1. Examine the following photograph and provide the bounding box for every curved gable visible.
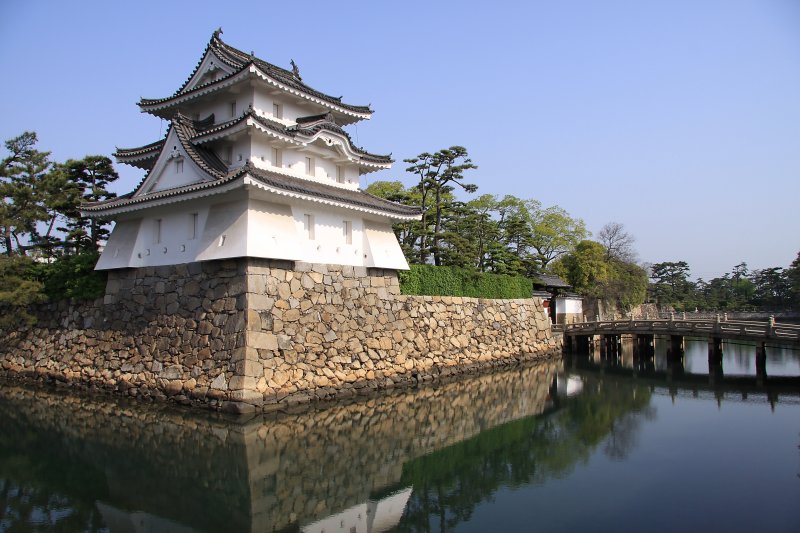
[135,129,214,196]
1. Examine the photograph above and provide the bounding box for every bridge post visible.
[633,334,654,360]
[708,338,724,385]
[708,337,723,360]
[600,334,620,359]
[756,342,768,386]
[666,335,684,380]
[574,335,592,354]
[668,335,684,356]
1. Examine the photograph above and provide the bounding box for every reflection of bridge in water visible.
[565,344,800,411]
[563,317,800,387]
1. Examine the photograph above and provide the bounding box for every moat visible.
[1,338,799,532]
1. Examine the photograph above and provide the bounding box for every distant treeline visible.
[648,259,800,312]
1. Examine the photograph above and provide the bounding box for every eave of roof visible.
[114,139,165,170]
[118,114,228,198]
[534,274,572,289]
[140,30,372,120]
[190,109,392,167]
[81,162,421,221]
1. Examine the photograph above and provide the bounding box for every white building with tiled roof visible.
[83,29,420,271]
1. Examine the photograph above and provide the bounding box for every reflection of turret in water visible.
[301,487,413,533]
[0,359,558,532]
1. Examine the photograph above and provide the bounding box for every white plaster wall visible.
[96,202,213,269]
[95,219,140,270]
[145,131,209,193]
[292,206,365,266]
[249,140,359,189]
[185,52,234,92]
[253,86,328,125]
[96,190,410,270]
[179,87,254,127]
[561,298,583,314]
[245,198,303,261]
[195,199,248,262]
[229,136,251,169]
[363,220,410,270]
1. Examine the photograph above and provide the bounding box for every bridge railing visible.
[562,317,800,343]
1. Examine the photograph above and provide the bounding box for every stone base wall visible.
[0,259,561,411]
[0,260,247,408]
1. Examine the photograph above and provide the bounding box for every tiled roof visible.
[170,113,228,178]
[114,113,218,171]
[243,165,419,217]
[533,274,571,289]
[290,113,392,164]
[114,139,165,170]
[189,109,392,165]
[115,114,228,198]
[82,161,421,219]
[140,30,372,116]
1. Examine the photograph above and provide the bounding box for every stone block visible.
[221,401,257,414]
[210,373,228,390]
[231,346,259,362]
[248,331,278,350]
[235,359,264,378]
[228,375,256,390]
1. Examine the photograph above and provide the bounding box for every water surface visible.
[1,342,798,532]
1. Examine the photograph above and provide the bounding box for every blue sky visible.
[1,0,798,279]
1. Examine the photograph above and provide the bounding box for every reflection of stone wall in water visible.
[0,259,560,411]
[0,360,557,532]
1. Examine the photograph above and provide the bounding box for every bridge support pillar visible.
[600,334,621,359]
[756,342,768,386]
[668,335,684,357]
[573,335,592,355]
[708,337,723,361]
[708,337,724,385]
[633,334,654,359]
[563,335,573,353]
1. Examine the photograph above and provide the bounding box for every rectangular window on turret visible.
[343,220,352,245]
[304,214,315,240]
[272,147,282,167]
[189,213,198,240]
[273,103,282,119]
[225,146,233,165]
[305,157,315,177]
[175,159,184,173]
[336,165,344,184]
[154,219,162,244]
[230,101,236,118]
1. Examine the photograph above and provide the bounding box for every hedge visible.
[398,264,533,299]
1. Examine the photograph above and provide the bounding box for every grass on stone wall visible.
[398,264,532,299]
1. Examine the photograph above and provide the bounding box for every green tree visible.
[552,240,610,297]
[604,260,649,311]
[0,132,52,255]
[59,156,119,252]
[528,205,588,271]
[0,255,46,328]
[648,261,695,309]
[404,146,477,265]
[788,252,800,309]
[751,267,791,310]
